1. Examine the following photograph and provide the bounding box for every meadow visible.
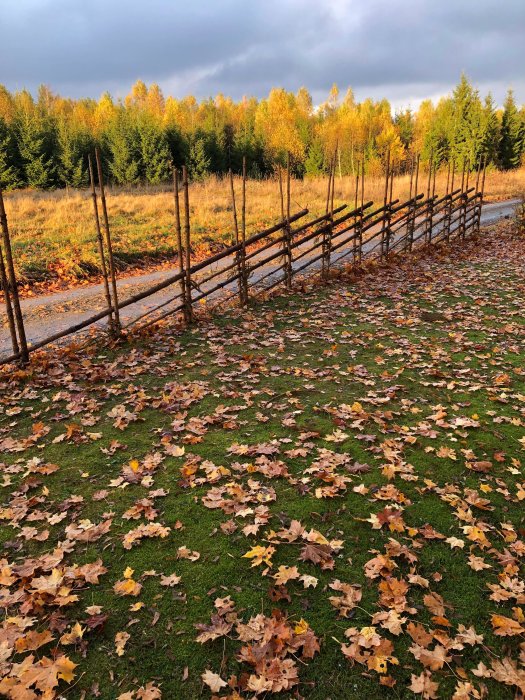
[0,222,524,698]
[3,167,525,292]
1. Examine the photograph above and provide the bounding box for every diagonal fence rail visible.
[0,154,488,367]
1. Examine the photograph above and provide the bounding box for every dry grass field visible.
[3,167,525,290]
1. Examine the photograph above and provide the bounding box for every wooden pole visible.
[409,155,420,251]
[405,156,416,253]
[0,240,19,355]
[427,158,437,244]
[327,150,335,273]
[381,151,390,259]
[458,158,466,240]
[285,154,292,288]
[353,161,360,264]
[241,156,248,304]
[228,168,244,305]
[182,165,193,322]
[358,158,365,263]
[425,150,433,245]
[0,188,28,363]
[446,160,456,242]
[476,156,487,235]
[88,154,114,330]
[173,168,189,322]
[278,166,285,222]
[95,147,120,333]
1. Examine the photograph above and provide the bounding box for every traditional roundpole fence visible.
[0,153,493,368]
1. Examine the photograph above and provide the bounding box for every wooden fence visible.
[0,153,487,367]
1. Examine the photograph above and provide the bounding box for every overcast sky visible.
[1,0,524,111]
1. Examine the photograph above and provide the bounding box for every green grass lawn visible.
[0,225,524,699]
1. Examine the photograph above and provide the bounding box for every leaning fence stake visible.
[0,188,28,364]
[358,159,365,263]
[89,154,114,331]
[95,147,121,334]
[0,240,19,356]
[182,165,193,323]
[446,160,456,242]
[476,156,487,234]
[353,161,360,264]
[173,168,189,322]
[380,151,391,259]
[228,168,244,305]
[285,154,293,288]
[385,165,394,257]
[241,156,248,304]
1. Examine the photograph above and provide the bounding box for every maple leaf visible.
[15,630,55,652]
[201,669,227,693]
[60,622,84,645]
[242,545,275,567]
[409,671,439,699]
[491,614,525,636]
[114,577,142,596]
[115,631,131,656]
[135,682,162,699]
[273,565,300,585]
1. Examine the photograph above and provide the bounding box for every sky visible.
[1,0,524,111]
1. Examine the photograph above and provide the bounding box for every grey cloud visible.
[0,0,523,107]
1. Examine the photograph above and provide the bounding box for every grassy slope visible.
[0,224,524,698]
[3,167,525,290]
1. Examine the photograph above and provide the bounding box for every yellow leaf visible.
[294,618,309,635]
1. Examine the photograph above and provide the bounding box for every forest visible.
[0,74,524,190]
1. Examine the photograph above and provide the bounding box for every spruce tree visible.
[499,90,524,170]
[0,117,23,189]
[137,116,170,184]
[15,102,57,189]
[57,124,92,188]
[479,94,499,165]
[188,134,211,181]
[106,113,140,185]
[304,139,325,176]
[449,75,484,169]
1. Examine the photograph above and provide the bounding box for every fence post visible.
[409,156,420,251]
[89,155,114,331]
[0,188,28,364]
[0,240,19,356]
[405,156,415,253]
[380,151,390,259]
[385,167,394,258]
[173,168,189,323]
[429,162,437,243]
[228,168,245,306]
[476,157,487,235]
[353,161,360,265]
[424,152,434,245]
[241,156,248,304]
[95,148,121,334]
[358,159,365,263]
[446,161,455,242]
[182,165,193,323]
[458,159,466,240]
[285,154,293,288]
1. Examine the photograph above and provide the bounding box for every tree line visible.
[0,75,524,190]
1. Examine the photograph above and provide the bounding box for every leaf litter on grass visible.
[0,223,524,698]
